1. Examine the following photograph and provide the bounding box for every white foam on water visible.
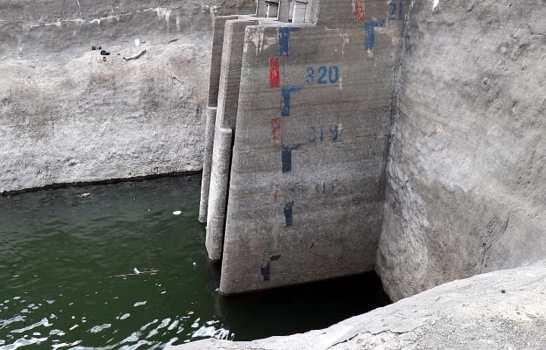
[89,323,111,334]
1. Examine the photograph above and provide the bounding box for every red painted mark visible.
[272,117,282,145]
[353,0,366,23]
[269,57,280,88]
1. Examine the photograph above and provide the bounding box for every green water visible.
[0,175,389,349]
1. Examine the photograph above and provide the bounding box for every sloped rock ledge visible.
[174,261,546,350]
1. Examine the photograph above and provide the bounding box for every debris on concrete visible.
[123,49,147,61]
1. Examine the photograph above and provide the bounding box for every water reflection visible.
[0,176,388,349]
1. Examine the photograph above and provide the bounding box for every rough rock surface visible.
[377,0,546,300]
[173,261,546,349]
[0,0,254,193]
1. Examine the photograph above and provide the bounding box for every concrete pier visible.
[199,107,218,223]
[205,18,259,260]
[200,0,406,293]
[199,15,240,223]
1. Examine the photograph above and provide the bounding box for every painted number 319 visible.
[305,65,340,85]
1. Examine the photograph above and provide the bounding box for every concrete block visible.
[218,1,404,293]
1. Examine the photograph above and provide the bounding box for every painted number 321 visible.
[305,65,341,85]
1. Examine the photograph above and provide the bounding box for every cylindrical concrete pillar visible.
[198,106,218,223]
[205,127,233,261]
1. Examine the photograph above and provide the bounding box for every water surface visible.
[0,176,389,349]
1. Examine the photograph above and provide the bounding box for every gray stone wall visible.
[377,0,546,301]
[0,0,254,193]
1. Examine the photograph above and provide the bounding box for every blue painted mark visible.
[281,85,303,117]
[281,147,292,173]
[305,67,315,84]
[279,27,298,56]
[315,182,335,194]
[318,66,329,84]
[363,20,385,50]
[284,201,294,226]
[261,262,271,281]
[307,125,343,144]
[388,1,396,19]
[281,144,300,173]
[305,65,341,85]
[330,125,342,142]
[389,0,405,20]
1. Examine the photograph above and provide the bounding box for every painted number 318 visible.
[305,65,341,85]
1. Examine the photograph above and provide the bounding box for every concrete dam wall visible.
[199,0,545,296]
[182,0,546,346]
[377,0,546,301]
[2,0,544,306]
[0,0,254,193]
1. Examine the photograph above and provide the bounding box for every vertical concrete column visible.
[205,127,233,260]
[206,19,258,261]
[199,106,218,223]
[199,15,239,223]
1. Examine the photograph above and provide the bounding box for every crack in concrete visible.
[327,325,422,349]
[480,213,511,272]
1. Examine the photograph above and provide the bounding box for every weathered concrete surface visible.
[199,15,240,223]
[0,0,254,193]
[218,0,406,294]
[206,126,234,260]
[173,261,546,349]
[199,106,218,223]
[377,0,546,301]
[206,18,258,261]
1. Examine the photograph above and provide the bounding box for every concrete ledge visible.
[172,260,546,349]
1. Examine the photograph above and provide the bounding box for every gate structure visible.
[199,0,406,294]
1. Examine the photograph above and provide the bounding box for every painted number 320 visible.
[305,65,341,85]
